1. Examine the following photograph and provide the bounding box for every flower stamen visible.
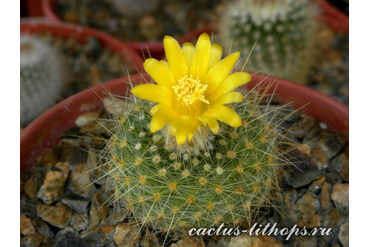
[173,76,209,106]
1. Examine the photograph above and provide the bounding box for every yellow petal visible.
[175,117,199,145]
[169,119,181,136]
[208,72,251,101]
[151,107,181,133]
[211,91,244,105]
[144,58,175,87]
[207,43,223,72]
[203,105,241,127]
[190,33,211,80]
[131,84,172,105]
[150,104,165,115]
[182,42,195,69]
[164,36,188,78]
[197,116,219,134]
[204,52,240,95]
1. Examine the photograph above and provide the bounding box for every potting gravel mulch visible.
[55,0,226,42]
[20,95,349,247]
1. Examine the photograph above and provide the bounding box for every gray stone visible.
[56,226,78,238]
[318,131,346,159]
[68,163,96,198]
[292,235,317,247]
[100,225,116,245]
[220,234,283,247]
[113,222,141,247]
[141,230,159,247]
[37,204,73,229]
[85,193,109,233]
[310,147,329,170]
[59,146,88,170]
[321,182,333,209]
[292,115,317,139]
[328,151,349,182]
[297,192,320,211]
[308,176,325,194]
[320,208,341,229]
[338,222,349,247]
[24,172,44,202]
[32,216,54,240]
[61,193,90,214]
[290,203,321,228]
[287,169,326,188]
[107,209,126,225]
[20,233,44,247]
[31,148,58,172]
[54,231,86,247]
[70,213,89,232]
[81,229,106,247]
[37,162,70,204]
[20,214,36,235]
[331,183,349,217]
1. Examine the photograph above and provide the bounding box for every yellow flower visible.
[131,33,251,145]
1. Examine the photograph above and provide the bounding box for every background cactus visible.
[217,0,319,84]
[20,35,66,126]
[98,87,293,234]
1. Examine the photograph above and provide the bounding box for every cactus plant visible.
[97,33,294,236]
[20,35,66,126]
[218,0,319,84]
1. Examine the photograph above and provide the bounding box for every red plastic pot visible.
[316,0,349,33]
[21,20,144,71]
[21,0,44,17]
[20,72,349,171]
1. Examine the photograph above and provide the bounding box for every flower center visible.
[172,76,209,116]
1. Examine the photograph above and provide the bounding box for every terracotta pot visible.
[20,72,349,170]
[21,20,144,70]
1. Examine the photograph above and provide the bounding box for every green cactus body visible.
[218,0,319,84]
[100,88,288,233]
[20,35,65,126]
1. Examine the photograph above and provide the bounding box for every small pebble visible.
[331,183,349,217]
[113,223,141,247]
[20,214,36,235]
[338,222,349,247]
[37,204,73,229]
[20,233,44,247]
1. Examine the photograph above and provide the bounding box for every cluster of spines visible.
[20,35,65,126]
[98,88,291,234]
[218,0,319,84]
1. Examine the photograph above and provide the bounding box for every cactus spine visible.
[20,35,65,126]
[218,0,319,84]
[99,87,291,233]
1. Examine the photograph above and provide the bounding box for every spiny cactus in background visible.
[20,35,66,126]
[218,0,319,84]
[96,33,296,237]
[109,0,161,18]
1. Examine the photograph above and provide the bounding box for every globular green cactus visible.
[109,0,161,18]
[20,35,66,126]
[99,90,290,233]
[218,0,319,84]
[95,33,297,240]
